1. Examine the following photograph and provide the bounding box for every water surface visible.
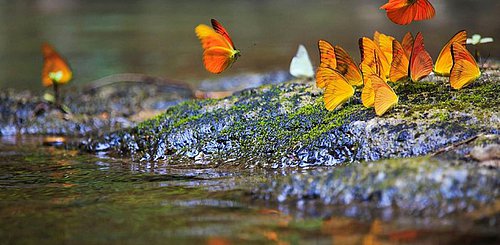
[0,137,498,244]
[0,0,498,90]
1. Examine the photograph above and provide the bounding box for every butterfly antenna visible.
[480,52,491,69]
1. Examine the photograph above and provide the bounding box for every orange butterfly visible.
[389,39,410,82]
[195,19,240,74]
[374,31,396,66]
[360,63,380,108]
[380,0,435,25]
[433,30,467,76]
[41,43,72,87]
[316,68,355,111]
[450,43,481,90]
[401,32,414,57]
[359,37,390,80]
[389,32,433,82]
[372,75,398,116]
[317,40,362,88]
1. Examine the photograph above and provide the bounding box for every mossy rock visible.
[84,70,500,168]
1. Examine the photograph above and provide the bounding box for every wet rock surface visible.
[84,70,499,167]
[0,79,195,136]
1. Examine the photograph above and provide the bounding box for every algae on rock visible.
[84,70,500,168]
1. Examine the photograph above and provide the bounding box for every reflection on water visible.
[0,137,498,244]
[0,0,498,90]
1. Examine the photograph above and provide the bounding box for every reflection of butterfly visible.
[290,44,314,78]
[466,34,494,45]
[372,75,398,116]
[450,43,481,90]
[317,40,362,88]
[380,0,435,25]
[41,43,72,87]
[389,32,433,82]
[195,19,240,74]
[359,37,390,80]
[434,30,467,76]
[316,68,355,111]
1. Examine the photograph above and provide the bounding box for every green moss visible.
[172,114,203,128]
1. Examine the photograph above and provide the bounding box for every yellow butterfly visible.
[316,67,355,111]
[372,75,398,116]
[450,43,481,90]
[434,30,467,76]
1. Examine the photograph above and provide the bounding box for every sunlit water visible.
[0,137,498,244]
[0,0,498,90]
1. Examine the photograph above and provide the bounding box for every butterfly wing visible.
[360,63,377,108]
[413,0,435,21]
[318,68,355,111]
[195,23,238,74]
[433,30,467,76]
[380,0,417,25]
[41,43,72,87]
[211,19,236,49]
[372,75,398,116]
[380,0,435,25]
[290,44,314,78]
[334,45,363,86]
[374,31,396,65]
[318,40,336,69]
[450,43,481,90]
[401,32,414,57]
[409,32,433,82]
[359,37,390,80]
[389,39,410,82]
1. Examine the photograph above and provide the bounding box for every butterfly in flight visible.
[389,32,433,82]
[290,44,314,78]
[450,43,481,90]
[195,19,240,74]
[42,43,72,87]
[380,0,435,25]
[433,30,467,76]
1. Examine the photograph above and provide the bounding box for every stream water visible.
[0,137,498,244]
[0,0,498,90]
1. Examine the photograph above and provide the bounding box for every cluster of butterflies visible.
[312,30,482,116]
[195,18,483,117]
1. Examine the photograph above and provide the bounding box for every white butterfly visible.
[289,44,314,78]
[466,34,494,45]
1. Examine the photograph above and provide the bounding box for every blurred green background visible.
[0,0,498,90]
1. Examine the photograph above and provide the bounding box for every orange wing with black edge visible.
[211,19,236,49]
[401,32,414,57]
[359,37,390,80]
[450,43,481,90]
[41,43,72,87]
[409,32,433,82]
[317,68,355,111]
[318,39,336,70]
[195,19,240,74]
[380,0,435,25]
[434,30,467,76]
[372,75,398,116]
[389,39,410,82]
[334,45,363,86]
